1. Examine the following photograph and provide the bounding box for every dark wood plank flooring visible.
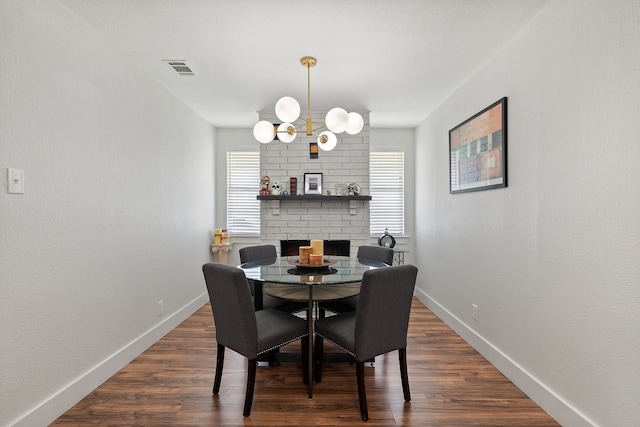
[52,298,558,425]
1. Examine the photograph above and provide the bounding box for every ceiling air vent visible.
[163,60,195,76]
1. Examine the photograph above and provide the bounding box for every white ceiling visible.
[57,0,551,128]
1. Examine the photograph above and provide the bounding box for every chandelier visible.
[253,56,364,151]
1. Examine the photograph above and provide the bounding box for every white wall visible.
[414,1,640,425]
[0,1,215,425]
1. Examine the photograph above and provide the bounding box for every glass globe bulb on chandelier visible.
[253,56,364,151]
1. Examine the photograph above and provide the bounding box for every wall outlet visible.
[472,304,479,321]
[158,300,164,316]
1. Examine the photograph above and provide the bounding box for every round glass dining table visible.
[238,255,388,398]
[239,255,387,284]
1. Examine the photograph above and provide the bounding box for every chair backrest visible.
[239,244,277,263]
[202,263,259,358]
[356,245,394,266]
[354,264,418,361]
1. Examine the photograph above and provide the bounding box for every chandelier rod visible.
[307,58,311,120]
[301,56,318,135]
[302,67,328,136]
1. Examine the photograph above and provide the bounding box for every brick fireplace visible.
[258,110,371,256]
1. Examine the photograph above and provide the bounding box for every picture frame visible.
[449,97,507,194]
[304,173,323,195]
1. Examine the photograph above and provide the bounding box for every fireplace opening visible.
[280,240,350,256]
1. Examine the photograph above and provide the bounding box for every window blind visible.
[227,152,260,235]
[370,152,404,236]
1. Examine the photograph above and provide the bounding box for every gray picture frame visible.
[304,173,323,195]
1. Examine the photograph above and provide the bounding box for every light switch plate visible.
[7,168,25,194]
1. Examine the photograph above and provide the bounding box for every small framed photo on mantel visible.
[304,173,323,195]
[449,97,507,194]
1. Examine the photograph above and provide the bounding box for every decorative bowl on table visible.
[288,258,336,268]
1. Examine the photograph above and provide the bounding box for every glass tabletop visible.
[239,256,387,285]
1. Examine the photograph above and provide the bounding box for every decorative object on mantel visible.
[252,56,364,151]
[290,177,297,195]
[347,183,360,196]
[334,184,347,196]
[270,181,282,195]
[378,227,396,248]
[304,173,323,195]
[260,175,271,195]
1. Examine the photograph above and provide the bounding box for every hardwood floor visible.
[52,298,558,426]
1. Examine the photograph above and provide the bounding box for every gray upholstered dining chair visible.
[202,263,309,417]
[239,244,309,314]
[355,245,395,265]
[318,245,394,316]
[238,244,277,265]
[314,264,418,421]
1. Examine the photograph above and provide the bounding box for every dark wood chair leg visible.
[301,335,309,385]
[399,347,411,402]
[356,361,368,421]
[267,349,276,367]
[314,334,324,383]
[243,358,258,417]
[213,343,225,394]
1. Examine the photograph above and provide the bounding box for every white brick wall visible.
[258,110,370,255]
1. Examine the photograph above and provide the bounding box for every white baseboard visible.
[414,288,596,427]
[10,293,209,427]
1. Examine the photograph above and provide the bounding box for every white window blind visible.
[370,152,404,236]
[227,152,260,235]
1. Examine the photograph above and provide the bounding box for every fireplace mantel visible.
[258,194,370,216]
[257,195,371,201]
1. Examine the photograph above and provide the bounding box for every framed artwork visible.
[304,173,323,195]
[449,97,507,194]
